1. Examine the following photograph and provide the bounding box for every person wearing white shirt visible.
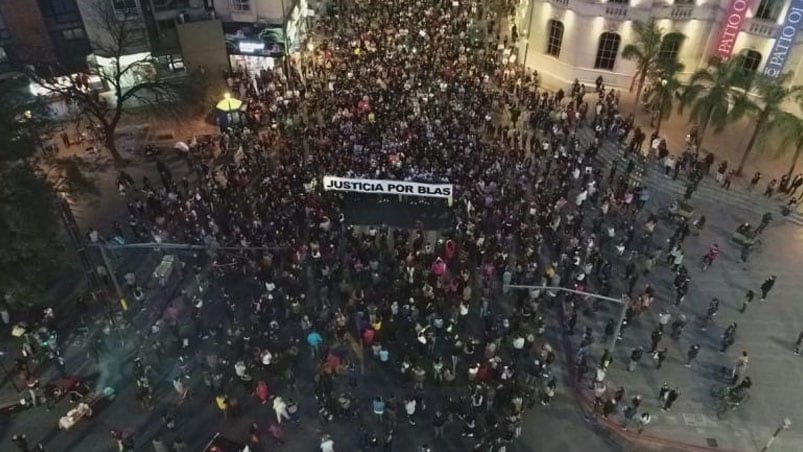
[320,434,335,452]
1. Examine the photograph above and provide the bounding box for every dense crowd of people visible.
[7,0,794,451]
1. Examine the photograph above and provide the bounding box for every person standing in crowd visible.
[637,412,652,434]
[685,344,700,367]
[662,388,680,411]
[628,347,644,372]
[760,276,777,301]
[739,290,755,313]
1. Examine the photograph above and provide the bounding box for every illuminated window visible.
[0,46,8,63]
[230,0,250,11]
[594,32,621,70]
[739,50,762,73]
[546,20,564,57]
[659,33,684,62]
[755,0,782,21]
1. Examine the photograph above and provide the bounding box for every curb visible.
[554,299,743,452]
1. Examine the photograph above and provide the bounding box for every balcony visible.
[670,5,694,19]
[604,5,629,19]
[746,18,778,39]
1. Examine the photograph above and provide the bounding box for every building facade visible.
[212,0,311,72]
[520,0,803,89]
[0,0,91,74]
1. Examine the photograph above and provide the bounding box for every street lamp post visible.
[521,0,535,68]
[761,418,792,451]
[655,78,668,135]
[504,284,629,354]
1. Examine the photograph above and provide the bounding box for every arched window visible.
[755,0,783,21]
[740,50,762,73]
[546,20,564,57]
[594,32,621,70]
[659,33,684,62]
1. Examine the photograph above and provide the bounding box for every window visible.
[0,11,9,40]
[594,32,621,70]
[112,0,140,19]
[754,0,782,21]
[0,46,8,63]
[62,27,85,40]
[153,0,191,11]
[43,0,82,24]
[546,20,564,57]
[112,0,138,8]
[230,0,250,11]
[658,33,684,62]
[739,50,762,73]
[608,0,629,4]
[674,0,694,4]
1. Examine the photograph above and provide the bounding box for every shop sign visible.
[714,0,754,60]
[764,0,803,77]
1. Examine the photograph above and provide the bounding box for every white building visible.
[520,0,803,88]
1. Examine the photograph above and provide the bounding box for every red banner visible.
[713,0,753,60]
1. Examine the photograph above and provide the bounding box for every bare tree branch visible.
[21,0,188,166]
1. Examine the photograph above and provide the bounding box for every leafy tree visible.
[642,59,685,134]
[736,74,803,174]
[621,19,682,119]
[769,102,803,177]
[0,78,68,305]
[0,77,98,306]
[678,56,754,153]
[25,0,185,167]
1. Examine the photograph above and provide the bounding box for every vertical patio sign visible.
[714,0,753,60]
[764,0,803,77]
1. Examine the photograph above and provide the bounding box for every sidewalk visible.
[583,127,803,228]
[561,122,803,451]
[539,78,800,182]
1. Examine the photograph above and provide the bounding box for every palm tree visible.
[642,59,685,134]
[736,74,803,174]
[621,19,678,119]
[678,56,754,153]
[769,105,803,177]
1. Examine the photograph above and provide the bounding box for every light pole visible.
[521,0,535,68]
[761,418,792,451]
[504,285,629,354]
[655,78,668,135]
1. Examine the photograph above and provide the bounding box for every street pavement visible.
[566,127,803,451]
[0,152,626,451]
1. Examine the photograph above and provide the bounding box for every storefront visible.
[223,23,284,73]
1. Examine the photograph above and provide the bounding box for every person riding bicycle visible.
[702,244,719,269]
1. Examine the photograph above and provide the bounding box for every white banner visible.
[322,176,453,198]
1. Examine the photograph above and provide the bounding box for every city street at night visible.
[3,0,803,452]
